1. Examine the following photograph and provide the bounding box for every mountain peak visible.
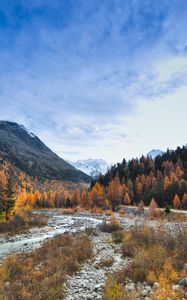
[0,121,91,182]
[147,149,164,159]
[69,158,112,178]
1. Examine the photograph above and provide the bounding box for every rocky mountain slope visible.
[0,121,91,182]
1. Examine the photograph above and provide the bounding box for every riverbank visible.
[1,208,187,261]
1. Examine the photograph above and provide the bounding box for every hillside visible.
[0,121,91,182]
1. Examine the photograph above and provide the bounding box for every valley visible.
[1,1,187,299]
[0,208,187,299]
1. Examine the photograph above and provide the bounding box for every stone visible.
[153,282,160,289]
[4,282,10,289]
[142,289,149,296]
[179,277,187,287]
[145,285,152,291]
[126,284,135,291]
[172,284,180,290]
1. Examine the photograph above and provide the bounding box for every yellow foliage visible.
[103,277,124,300]
[103,277,137,300]
[153,260,183,300]
[147,271,157,284]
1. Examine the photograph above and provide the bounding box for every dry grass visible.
[60,207,78,214]
[112,230,124,243]
[104,226,187,299]
[0,233,92,300]
[96,257,114,268]
[99,215,122,233]
[0,212,47,235]
[103,276,137,300]
[121,226,187,281]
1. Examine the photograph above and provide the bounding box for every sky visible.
[0,0,187,163]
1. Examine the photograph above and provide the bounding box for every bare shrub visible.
[97,257,114,268]
[0,233,92,300]
[112,230,124,243]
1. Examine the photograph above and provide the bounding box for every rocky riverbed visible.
[1,209,187,299]
[0,211,105,260]
[64,230,130,300]
[0,208,187,261]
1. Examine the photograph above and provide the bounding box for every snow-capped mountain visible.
[69,159,112,178]
[147,149,164,159]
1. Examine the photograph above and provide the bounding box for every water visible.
[0,211,103,260]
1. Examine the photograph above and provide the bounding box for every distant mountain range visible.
[0,121,91,182]
[70,150,171,178]
[147,149,165,159]
[69,159,112,178]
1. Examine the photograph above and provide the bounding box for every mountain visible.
[147,149,164,159]
[0,121,91,182]
[69,159,112,178]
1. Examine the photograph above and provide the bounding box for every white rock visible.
[153,282,160,289]
[172,284,180,290]
[142,289,149,296]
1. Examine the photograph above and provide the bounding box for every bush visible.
[122,239,137,257]
[97,257,114,268]
[100,215,121,233]
[0,233,92,300]
[0,212,47,234]
[112,230,124,243]
[103,276,137,300]
[118,226,187,285]
[99,221,121,233]
[125,244,168,282]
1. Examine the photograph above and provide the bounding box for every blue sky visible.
[0,0,187,162]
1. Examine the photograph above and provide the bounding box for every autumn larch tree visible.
[148,198,157,219]
[123,192,131,205]
[173,194,180,209]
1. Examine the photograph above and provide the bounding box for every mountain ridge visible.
[0,121,91,182]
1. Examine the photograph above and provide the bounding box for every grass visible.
[0,212,47,235]
[104,225,187,300]
[103,276,137,300]
[96,257,114,269]
[99,215,122,233]
[0,233,92,300]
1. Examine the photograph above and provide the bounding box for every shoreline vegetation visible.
[0,146,187,239]
[103,220,187,300]
[0,204,187,236]
[0,232,92,300]
[0,212,186,300]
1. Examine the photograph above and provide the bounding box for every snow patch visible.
[19,125,36,138]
